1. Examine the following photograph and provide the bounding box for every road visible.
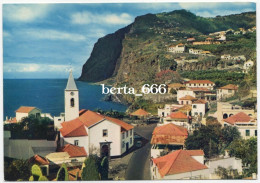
[125,124,156,180]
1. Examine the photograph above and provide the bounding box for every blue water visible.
[3,79,127,119]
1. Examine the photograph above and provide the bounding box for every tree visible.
[56,163,69,181]
[215,166,242,179]
[5,159,31,181]
[81,155,101,180]
[100,156,109,180]
[228,137,257,176]
[221,126,241,148]
[31,164,42,181]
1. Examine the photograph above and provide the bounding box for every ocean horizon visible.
[3,79,127,120]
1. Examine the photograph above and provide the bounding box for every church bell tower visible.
[65,71,79,121]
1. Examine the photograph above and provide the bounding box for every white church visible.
[54,71,134,158]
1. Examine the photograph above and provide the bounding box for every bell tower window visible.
[70,98,75,107]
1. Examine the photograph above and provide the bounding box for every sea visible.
[3,79,127,120]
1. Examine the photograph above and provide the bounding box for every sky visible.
[2,2,256,79]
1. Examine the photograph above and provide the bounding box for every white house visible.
[168,43,186,53]
[178,95,197,105]
[157,104,183,117]
[222,112,257,139]
[177,89,196,102]
[151,150,209,180]
[192,99,208,117]
[163,111,191,131]
[217,84,238,100]
[57,72,134,158]
[243,60,254,73]
[206,156,243,179]
[185,80,215,90]
[189,48,203,54]
[5,106,41,124]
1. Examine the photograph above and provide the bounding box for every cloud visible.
[178,2,256,17]
[19,29,86,41]
[3,4,50,22]
[71,11,133,25]
[4,63,76,73]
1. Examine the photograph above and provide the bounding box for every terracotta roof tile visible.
[130,109,150,116]
[152,150,207,177]
[179,95,197,101]
[16,106,37,113]
[60,119,88,137]
[193,99,207,104]
[58,144,87,157]
[68,168,82,180]
[185,150,204,156]
[178,105,192,112]
[185,80,214,84]
[168,83,185,89]
[151,124,188,145]
[223,112,252,125]
[190,87,209,91]
[168,111,188,119]
[60,110,133,137]
[6,117,17,123]
[29,154,49,165]
[220,84,238,90]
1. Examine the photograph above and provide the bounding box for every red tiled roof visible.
[60,110,133,137]
[16,106,37,113]
[58,144,87,158]
[185,150,204,156]
[60,119,88,137]
[68,168,82,180]
[130,109,150,116]
[190,87,209,92]
[29,154,49,165]
[223,112,252,125]
[152,150,207,177]
[220,84,238,90]
[151,124,188,145]
[187,38,195,41]
[193,99,207,104]
[185,80,214,84]
[179,95,197,101]
[168,111,188,119]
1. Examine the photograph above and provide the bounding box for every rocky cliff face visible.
[79,10,256,85]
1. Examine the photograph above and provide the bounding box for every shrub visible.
[100,156,109,180]
[38,175,48,181]
[31,164,42,181]
[81,155,101,180]
[56,163,69,181]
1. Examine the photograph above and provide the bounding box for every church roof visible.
[16,106,37,113]
[65,71,78,91]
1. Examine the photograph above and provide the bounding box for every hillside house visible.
[187,37,195,42]
[151,124,188,158]
[167,83,185,93]
[177,89,196,102]
[163,111,191,130]
[151,150,209,180]
[185,80,215,90]
[217,84,238,100]
[178,95,197,105]
[168,43,186,53]
[216,102,255,123]
[221,54,232,60]
[192,99,208,117]
[158,104,183,117]
[222,112,257,139]
[5,106,42,124]
[189,48,203,54]
[192,41,211,45]
[243,60,254,73]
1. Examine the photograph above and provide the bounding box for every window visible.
[228,89,232,93]
[126,131,129,138]
[130,129,133,136]
[130,138,132,144]
[103,129,108,137]
[122,133,125,139]
[74,140,79,146]
[246,130,250,136]
[70,98,75,107]
[200,112,202,116]
[255,130,257,136]
[58,118,61,121]
[122,142,125,148]
[193,105,197,109]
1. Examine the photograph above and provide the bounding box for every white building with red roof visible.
[151,149,209,179]
[185,80,215,90]
[163,111,192,131]
[151,123,188,158]
[57,72,134,158]
[217,84,238,100]
[222,112,257,139]
[168,43,186,53]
